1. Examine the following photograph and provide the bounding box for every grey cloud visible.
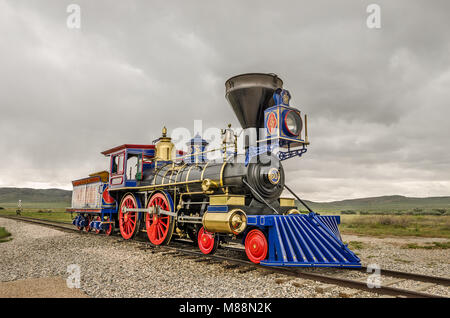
[0,0,449,201]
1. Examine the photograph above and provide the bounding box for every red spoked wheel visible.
[245,229,268,264]
[94,216,101,234]
[198,227,219,255]
[146,192,174,245]
[104,216,114,236]
[84,214,92,233]
[119,194,139,240]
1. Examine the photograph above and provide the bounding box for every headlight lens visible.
[284,110,302,136]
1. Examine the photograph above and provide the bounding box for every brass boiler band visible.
[142,154,285,235]
[145,155,257,197]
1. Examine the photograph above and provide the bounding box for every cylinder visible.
[202,209,247,235]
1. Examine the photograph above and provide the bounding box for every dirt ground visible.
[0,276,89,298]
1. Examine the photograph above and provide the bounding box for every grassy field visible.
[0,226,12,243]
[339,214,450,239]
[0,202,68,209]
[0,208,73,223]
[300,195,450,213]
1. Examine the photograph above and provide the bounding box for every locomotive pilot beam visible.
[67,73,361,268]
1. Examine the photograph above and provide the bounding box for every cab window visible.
[126,154,140,180]
[111,153,124,174]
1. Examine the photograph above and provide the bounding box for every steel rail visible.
[1,214,447,298]
[358,266,450,286]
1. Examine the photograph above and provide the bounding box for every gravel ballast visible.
[0,218,448,298]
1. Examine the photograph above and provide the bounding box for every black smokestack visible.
[225,73,283,129]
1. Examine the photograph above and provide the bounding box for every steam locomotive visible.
[67,73,361,267]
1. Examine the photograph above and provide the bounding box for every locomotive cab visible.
[101,144,156,188]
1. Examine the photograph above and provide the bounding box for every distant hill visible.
[1,188,449,213]
[0,187,71,204]
[298,195,450,212]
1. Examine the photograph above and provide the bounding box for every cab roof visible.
[101,144,155,156]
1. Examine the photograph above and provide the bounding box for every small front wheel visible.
[245,229,268,264]
[197,227,219,255]
[104,216,114,236]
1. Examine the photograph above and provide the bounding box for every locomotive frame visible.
[67,73,361,268]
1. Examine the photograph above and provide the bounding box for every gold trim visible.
[280,198,296,207]
[202,208,247,235]
[200,162,209,180]
[109,179,203,192]
[168,169,175,184]
[286,208,300,215]
[185,165,195,193]
[175,163,187,184]
[167,164,176,184]
[89,170,109,183]
[220,161,227,193]
[209,194,245,206]
[161,167,171,184]
[305,114,309,144]
[201,179,219,192]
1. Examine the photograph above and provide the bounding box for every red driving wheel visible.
[245,229,268,264]
[119,194,139,240]
[146,193,171,245]
[198,227,219,255]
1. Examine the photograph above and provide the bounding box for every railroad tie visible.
[291,280,308,288]
[381,278,405,287]
[413,282,436,292]
[315,284,336,293]
[221,263,241,269]
[237,267,257,274]
[338,289,359,298]
[194,258,212,263]
[160,251,179,256]
[275,277,293,284]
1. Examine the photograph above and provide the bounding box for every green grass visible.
[0,226,12,243]
[339,215,450,238]
[298,195,450,213]
[344,241,365,250]
[0,202,69,209]
[402,241,450,249]
[0,208,73,223]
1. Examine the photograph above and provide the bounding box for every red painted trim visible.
[283,110,300,137]
[72,176,101,186]
[110,176,123,185]
[110,151,125,176]
[102,187,115,204]
[101,144,155,156]
[267,112,278,134]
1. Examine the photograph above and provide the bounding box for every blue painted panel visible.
[207,205,228,213]
[249,213,361,268]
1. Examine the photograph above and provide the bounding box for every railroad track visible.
[1,214,449,298]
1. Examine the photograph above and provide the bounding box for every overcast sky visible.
[0,0,449,201]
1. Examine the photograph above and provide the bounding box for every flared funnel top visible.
[225,73,283,129]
